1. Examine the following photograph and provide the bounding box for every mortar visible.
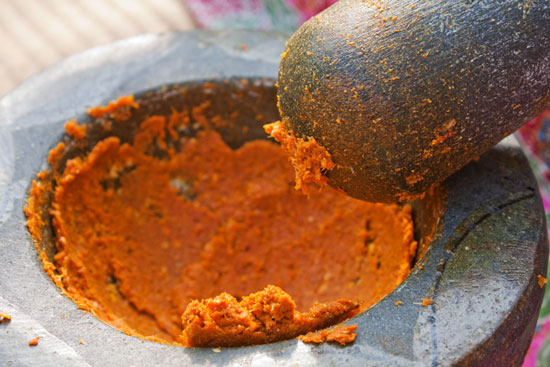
[0,30,547,367]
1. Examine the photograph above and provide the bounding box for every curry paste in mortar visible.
[25,93,417,347]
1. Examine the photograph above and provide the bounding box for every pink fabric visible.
[285,0,338,21]
[524,320,550,367]
[186,0,263,28]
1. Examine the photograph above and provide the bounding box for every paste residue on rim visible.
[25,94,417,347]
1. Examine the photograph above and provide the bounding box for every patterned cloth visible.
[517,111,550,367]
[185,1,550,364]
[186,0,337,30]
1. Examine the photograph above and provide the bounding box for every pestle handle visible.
[278,0,550,203]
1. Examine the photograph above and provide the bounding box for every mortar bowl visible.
[0,30,547,367]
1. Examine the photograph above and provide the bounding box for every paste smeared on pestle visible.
[25,94,417,347]
[264,120,336,194]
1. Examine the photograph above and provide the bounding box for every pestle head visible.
[278,0,550,203]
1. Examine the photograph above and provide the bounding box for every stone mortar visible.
[0,30,547,367]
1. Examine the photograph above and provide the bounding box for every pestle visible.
[277,0,550,203]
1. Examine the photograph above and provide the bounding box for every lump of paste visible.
[181,285,359,347]
[264,120,335,194]
[300,324,358,346]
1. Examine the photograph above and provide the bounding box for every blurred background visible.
[0,0,337,97]
[0,0,194,97]
[0,1,548,365]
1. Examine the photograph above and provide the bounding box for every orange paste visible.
[182,285,358,347]
[264,120,335,194]
[64,119,87,140]
[0,312,11,323]
[300,324,358,346]
[421,298,434,307]
[26,96,417,347]
[86,95,139,121]
[538,275,547,288]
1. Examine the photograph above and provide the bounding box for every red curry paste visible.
[0,312,11,323]
[181,285,359,347]
[264,119,336,194]
[300,324,358,345]
[25,95,417,347]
